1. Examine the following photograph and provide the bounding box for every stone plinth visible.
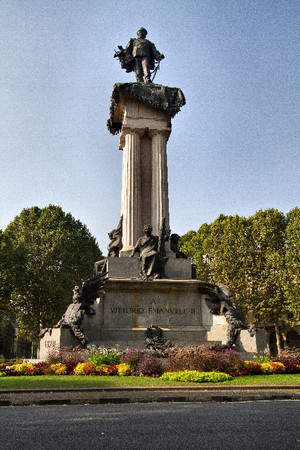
[39,278,267,358]
[80,278,211,348]
[106,256,193,279]
[75,279,267,354]
[39,327,79,361]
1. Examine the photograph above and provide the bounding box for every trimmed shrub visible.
[167,346,244,374]
[136,354,162,377]
[74,362,98,375]
[46,346,87,363]
[261,362,285,374]
[243,361,263,375]
[161,370,232,383]
[272,360,300,374]
[117,363,131,376]
[50,363,67,375]
[120,349,144,371]
[88,345,121,366]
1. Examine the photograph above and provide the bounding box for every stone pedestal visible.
[80,279,212,349]
[39,277,267,359]
[39,327,79,361]
[50,278,264,356]
[106,256,193,279]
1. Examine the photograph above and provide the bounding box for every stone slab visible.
[106,257,193,279]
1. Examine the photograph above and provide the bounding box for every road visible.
[0,400,299,449]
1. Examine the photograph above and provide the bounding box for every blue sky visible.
[1,0,299,253]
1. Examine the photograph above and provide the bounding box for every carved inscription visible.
[45,341,56,348]
[110,307,197,315]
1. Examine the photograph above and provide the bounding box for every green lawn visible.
[0,374,299,389]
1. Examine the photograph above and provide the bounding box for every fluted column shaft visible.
[151,132,170,237]
[121,131,141,254]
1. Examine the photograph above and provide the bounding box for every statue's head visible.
[72,286,81,302]
[143,224,152,235]
[108,229,115,239]
[171,233,180,243]
[137,27,147,38]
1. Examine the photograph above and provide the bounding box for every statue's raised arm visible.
[114,27,164,83]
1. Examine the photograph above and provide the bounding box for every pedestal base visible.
[39,277,268,359]
[39,327,79,361]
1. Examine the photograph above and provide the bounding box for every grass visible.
[0,374,299,389]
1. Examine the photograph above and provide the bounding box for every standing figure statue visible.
[130,224,168,280]
[107,216,123,257]
[94,216,123,275]
[114,27,165,83]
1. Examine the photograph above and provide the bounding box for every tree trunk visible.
[274,323,283,357]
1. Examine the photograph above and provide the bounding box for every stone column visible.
[150,131,172,256]
[120,131,141,256]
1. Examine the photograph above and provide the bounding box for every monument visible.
[39,28,267,360]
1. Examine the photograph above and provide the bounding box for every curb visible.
[1,386,300,406]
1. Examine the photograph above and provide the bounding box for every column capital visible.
[148,128,171,140]
[119,128,145,150]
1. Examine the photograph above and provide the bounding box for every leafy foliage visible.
[285,207,300,324]
[179,208,300,354]
[74,362,98,375]
[88,345,121,366]
[120,348,145,371]
[167,346,244,374]
[161,371,232,383]
[136,353,162,376]
[1,205,103,342]
[120,349,162,376]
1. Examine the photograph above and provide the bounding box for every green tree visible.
[248,209,287,354]
[179,223,211,280]
[179,208,297,355]
[0,230,17,355]
[202,214,253,316]
[1,205,103,342]
[285,207,300,324]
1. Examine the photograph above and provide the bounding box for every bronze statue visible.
[94,217,123,275]
[54,273,107,346]
[170,233,187,259]
[130,224,168,280]
[107,216,123,257]
[206,284,255,349]
[114,27,164,83]
[145,325,172,357]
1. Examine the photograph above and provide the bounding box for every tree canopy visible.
[0,205,103,342]
[179,208,300,353]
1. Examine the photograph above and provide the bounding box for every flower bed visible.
[1,346,299,380]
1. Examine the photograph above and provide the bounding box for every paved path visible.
[1,385,300,406]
